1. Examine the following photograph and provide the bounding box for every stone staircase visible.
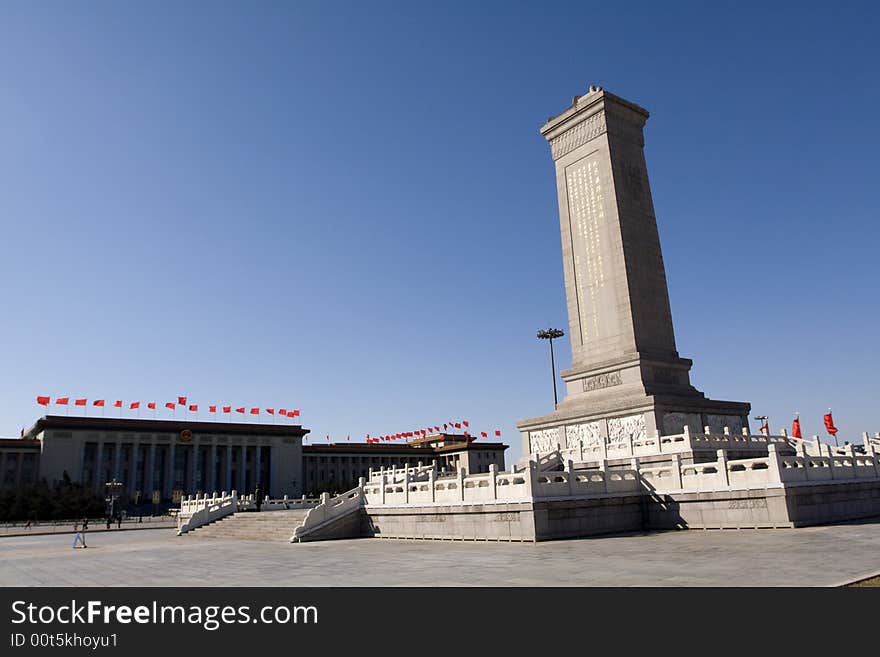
[184,510,311,542]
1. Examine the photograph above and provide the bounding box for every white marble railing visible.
[358,434,880,508]
[364,465,533,506]
[641,437,879,493]
[177,492,238,535]
[177,491,322,535]
[569,426,791,464]
[290,484,365,542]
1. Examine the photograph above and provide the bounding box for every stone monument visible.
[518,85,750,457]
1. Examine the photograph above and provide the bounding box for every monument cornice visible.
[540,86,650,160]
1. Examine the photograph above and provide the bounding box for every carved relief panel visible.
[607,414,646,443]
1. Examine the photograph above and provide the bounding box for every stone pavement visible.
[1,522,879,586]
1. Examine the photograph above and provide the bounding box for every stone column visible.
[145,443,155,498]
[187,440,198,494]
[112,443,122,481]
[255,443,262,487]
[129,440,139,495]
[165,440,176,499]
[94,441,105,492]
[239,445,246,493]
[209,442,217,494]
[225,444,232,493]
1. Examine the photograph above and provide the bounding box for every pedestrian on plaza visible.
[72,518,87,549]
[116,514,122,530]
[106,516,111,530]
[254,484,263,512]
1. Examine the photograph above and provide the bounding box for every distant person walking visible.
[254,484,263,512]
[72,519,87,549]
[116,514,122,530]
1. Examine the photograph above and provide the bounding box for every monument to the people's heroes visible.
[518,86,751,456]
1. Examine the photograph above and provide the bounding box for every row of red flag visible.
[793,411,839,438]
[765,411,839,439]
[36,396,300,419]
[364,421,502,444]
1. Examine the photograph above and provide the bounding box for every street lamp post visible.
[105,479,123,526]
[537,328,565,408]
[755,415,769,436]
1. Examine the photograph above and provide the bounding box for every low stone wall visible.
[782,480,880,527]
[532,494,645,540]
[363,502,538,541]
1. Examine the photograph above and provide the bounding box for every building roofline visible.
[303,441,507,454]
[0,438,41,449]
[24,415,309,439]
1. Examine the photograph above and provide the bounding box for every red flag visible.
[791,416,802,439]
[36,396,50,406]
[443,423,448,430]
[266,409,275,415]
[250,408,259,415]
[454,422,461,429]
[75,399,87,406]
[463,420,469,427]
[292,409,300,417]
[235,407,245,414]
[93,399,105,407]
[434,426,440,432]
[480,431,488,438]
[495,430,501,437]
[165,402,175,410]
[279,408,287,416]
[130,401,140,409]
[113,400,122,408]
[147,402,156,410]
[209,405,217,413]
[823,412,838,436]
[223,406,231,413]
[56,397,69,405]
[189,404,198,412]
[178,396,187,405]
[759,422,769,435]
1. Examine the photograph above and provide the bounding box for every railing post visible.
[716,449,729,489]
[381,473,386,505]
[404,468,410,504]
[767,443,783,483]
[824,444,836,480]
[525,460,537,498]
[429,468,435,503]
[671,454,682,490]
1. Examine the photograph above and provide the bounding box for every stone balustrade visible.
[360,430,879,507]
[291,483,365,542]
[176,491,322,534]
[568,425,791,464]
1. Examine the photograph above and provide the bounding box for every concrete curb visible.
[0,525,177,539]
[833,569,880,587]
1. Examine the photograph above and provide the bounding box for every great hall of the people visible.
[0,416,507,501]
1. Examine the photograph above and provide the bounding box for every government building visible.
[0,415,507,502]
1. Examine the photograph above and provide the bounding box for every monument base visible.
[516,392,751,461]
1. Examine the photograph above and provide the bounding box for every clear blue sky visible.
[1,1,878,464]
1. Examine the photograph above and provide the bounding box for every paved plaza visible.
[1,522,879,586]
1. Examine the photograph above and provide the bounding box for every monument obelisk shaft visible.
[518,86,750,457]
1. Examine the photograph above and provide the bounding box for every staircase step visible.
[185,509,312,541]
